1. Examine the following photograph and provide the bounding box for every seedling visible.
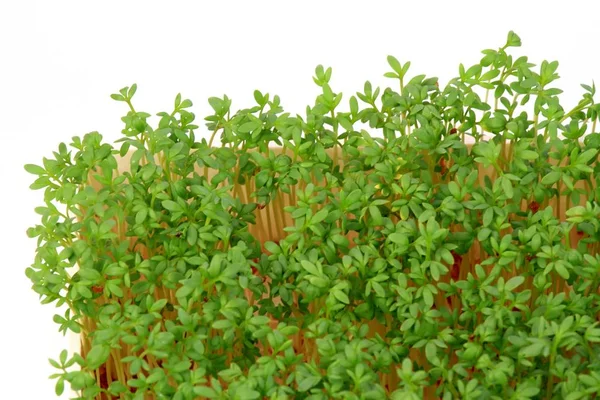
[26,31,600,399]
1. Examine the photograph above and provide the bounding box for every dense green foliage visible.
[26,31,600,399]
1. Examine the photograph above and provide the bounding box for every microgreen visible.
[26,31,600,399]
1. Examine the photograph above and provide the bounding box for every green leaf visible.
[180,99,192,109]
[110,93,126,101]
[333,290,350,304]
[387,55,403,75]
[193,387,217,398]
[187,225,198,246]
[55,378,65,396]
[300,260,320,276]
[480,69,500,82]
[501,177,514,199]
[238,121,260,133]
[107,282,123,297]
[162,200,182,212]
[128,83,137,98]
[250,315,270,326]
[519,341,545,358]
[77,284,93,299]
[99,220,116,234]
[369,205,383,225]
[425,342,438,364]
[520,150,539,160]
[297,375,321,392]
[253,90,265,105]
[60,350,68,364]
[311,209,328,224]
[208,96,224,113]
[234,387,260,399]
[555,263,570,279]
[264,241,280,254]
[521,78,538,89]
[151,299,168,312]
[505,276,524,291]
[577,149,598,164]
[519,387,540,398]
[86,344,110,369]
[448,181,460,198]
[78,268,102,281]
[483,208,494,227]
[506,31,521,47]
[372,281,385,297]
[24,164,46,175]
[187,256,203,265]
[49,358,61,369]
[212,320,233,330]
[541,170,561,185]
[389,233,407,245]
[135,209,148,225]
[309,276,329,288]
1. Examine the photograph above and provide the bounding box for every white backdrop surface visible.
[1,0,599,398]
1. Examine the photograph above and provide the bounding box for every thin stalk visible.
[557,182,562,221]
[203,126,220,178]
[275,192,286,236]
[247,179,267,244]
[331,110,339,171]
[559,99,592,124]
[265,202,275,241]
[546,349,556,399]
[106,359,113,388]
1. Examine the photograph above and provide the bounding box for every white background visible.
[1,0,599,398]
